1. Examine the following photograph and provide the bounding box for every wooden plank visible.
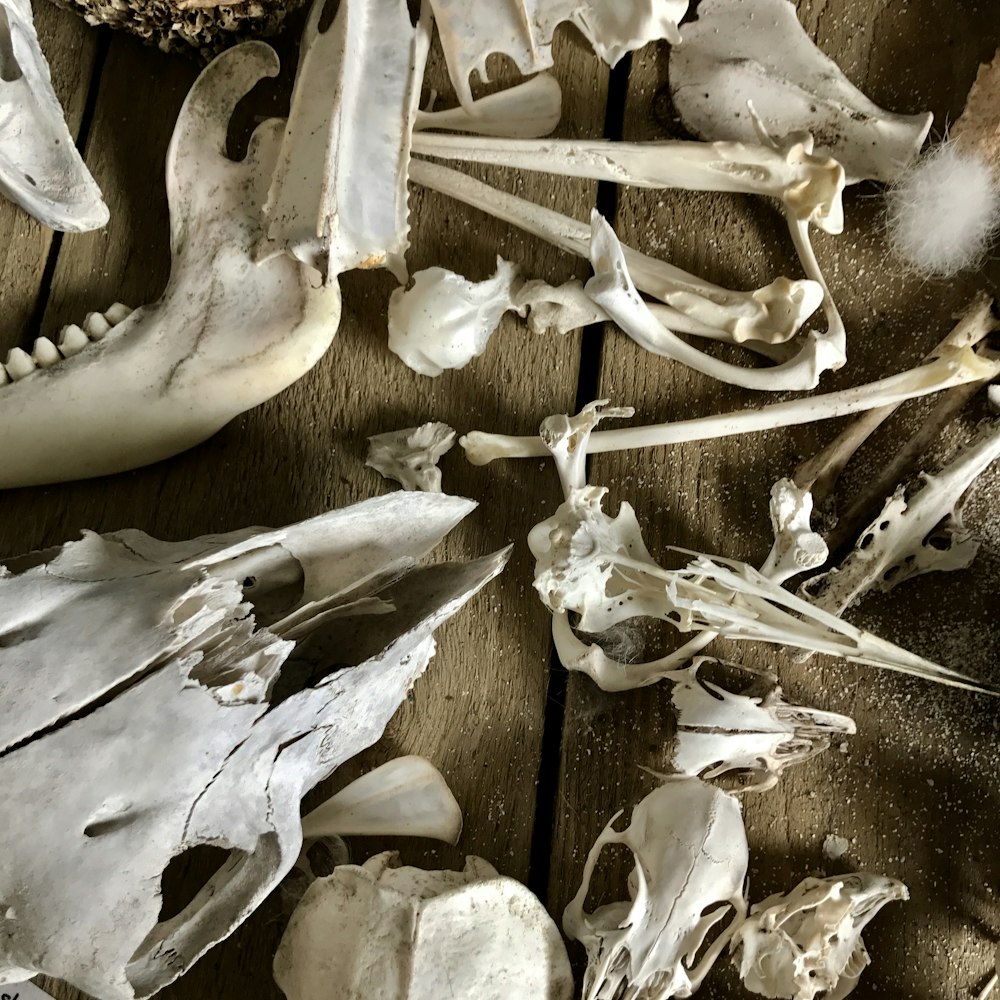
[548,3,1000,998]
[1,2,99,350]
[3,21,609,1000]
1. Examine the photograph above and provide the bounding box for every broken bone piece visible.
[800,418,1000,617]
[387,258,521,376]
[257,0,429,283]
[670,0,931,184]
[274,851,574,1000]
[0,493,509,1000]
[366,422,457,492]
[0,0,108,230]
[564,778,749,1000]
[731,873,909,1000]
[760,477,829,585]
[670,660,856,792]
[428,0,688,108]
[301,755,462,843]
[0,42,343,489]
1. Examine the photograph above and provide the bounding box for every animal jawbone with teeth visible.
[0,41,341,489]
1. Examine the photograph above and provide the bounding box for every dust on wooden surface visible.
[4,2,1000,1000]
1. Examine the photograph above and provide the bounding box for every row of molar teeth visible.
[0,303,133,384]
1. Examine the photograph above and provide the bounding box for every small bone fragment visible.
[670,0,931,184]
[731,873,908,999]
[823,834,850,860]
[564,778,748,1000]
[274,851,574,1000]
[0,494,508,999]
[387,259,520,376]
[0,0,108,230]
[301,756,462,842]
[366,423,457,492]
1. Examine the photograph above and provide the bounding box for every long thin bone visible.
[410,158,823,345]
[461,349,1000,465]
[794,294,999,501]
[411,133,845,232]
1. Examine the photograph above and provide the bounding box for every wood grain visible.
[547,3,1000,999]
[2,18,609,1000]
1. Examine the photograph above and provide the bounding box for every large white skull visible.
[730,873,909,999]
[0,41,341,488]
[274,851,574,1000]
[0,492,507,1000]
[0,0,108,230]
[564,778,749,999]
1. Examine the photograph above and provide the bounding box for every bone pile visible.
[2,0,999,998]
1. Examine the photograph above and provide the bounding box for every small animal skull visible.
[564,777,748,999]
[730,873,909,999]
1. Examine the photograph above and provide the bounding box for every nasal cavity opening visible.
[0,8,23,83]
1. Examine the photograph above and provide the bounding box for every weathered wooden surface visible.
[4,2,1000,1000]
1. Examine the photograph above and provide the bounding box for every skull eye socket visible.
[0,7,23,83]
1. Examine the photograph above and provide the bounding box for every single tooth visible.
[83,312,112,341]
[6,348,36,380]
[31,338,61,369]
[0,364,9,386]
[58,324,90,358]
[103,302,133,325]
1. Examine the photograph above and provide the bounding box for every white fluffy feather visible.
[886,142,1000,276]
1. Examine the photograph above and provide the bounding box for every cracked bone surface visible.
[0,41,342,488]
[0,493,508,1000]
[669,0,931,185]
[0,0,108,230]
[564,777,749,1000]
[428,0,687,108]
[257,0,427,283]
[274,851,574,1000]
[731,873,909,999]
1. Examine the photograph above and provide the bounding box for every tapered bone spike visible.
[31,337,61,368]
[83,312,112,341]
[57,324,90,358]
[104,303,133,325]
[5,347,36,380]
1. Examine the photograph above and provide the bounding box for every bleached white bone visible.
[0,42,342,488]
[274,851,574,1000]
[257,0,428,283]
[0,493,508,1000]
[564,778,748,999]
[301,755,463,843]
[731,873,908,999]
[670,0,932,184]
[367,422,458,491]
[0,0,108,230]
[428,0,687,108]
